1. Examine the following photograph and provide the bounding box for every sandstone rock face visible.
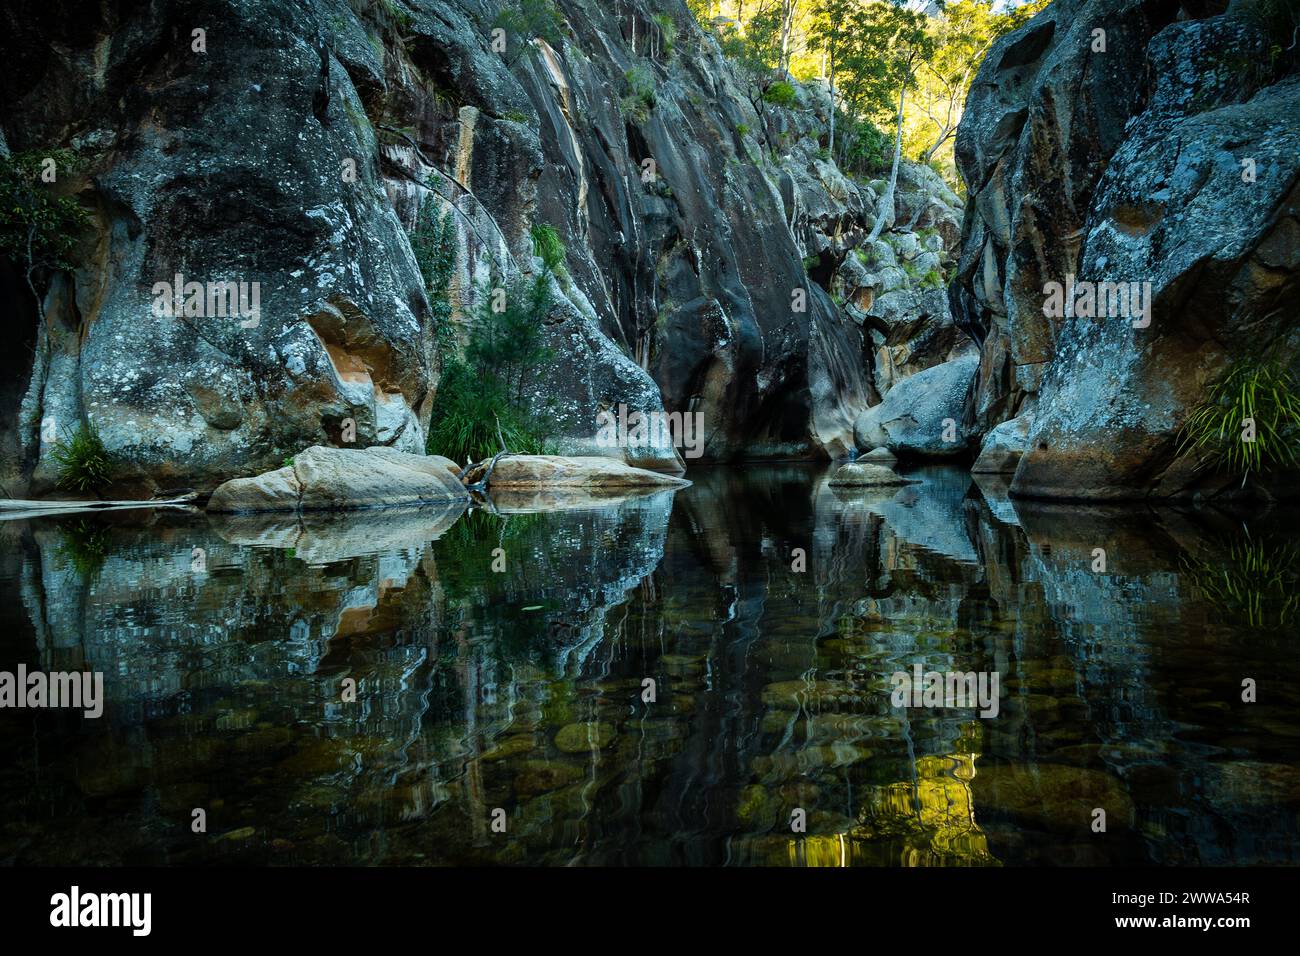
[464,455,690,490]
[972,413,1032,474]
[853,354,978,458]
[952,0,1300,499]
[827,462,916,487]
[207,446,469,513]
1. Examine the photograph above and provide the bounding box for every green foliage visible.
[1244,0,1300,72]
[495,0,565,64]
[762,80,798,107]
[411,180,458,342]
[405,185,552,464]
[425,273,555,463]
[919,267,945,290]
[0,150,90,278]
[620,64,657,121]
[652,13,678,57]
[735,122,751,138]
[837,114,892,176]
[1178,357,1300,481]
[529,222,566,272]
[52,421,113,494]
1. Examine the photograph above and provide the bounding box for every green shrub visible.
[1178,357,1300,482]
[920,268,945,290]
[52,421,113,494]
[653,13,677,56]
[426,273,554,462]
[494,0,565,64]
[762,81,797,107]
[621,65,657,121]
[410,179,458,343]
[0,150,90,283]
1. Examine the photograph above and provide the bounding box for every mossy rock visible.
[554,721,616,753]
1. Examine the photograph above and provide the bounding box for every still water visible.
[1,465,1297,866]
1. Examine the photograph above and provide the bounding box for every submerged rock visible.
[206,446,469,513]
[853,354,978,457]
[462,455,690,490]
[828,462,917,487]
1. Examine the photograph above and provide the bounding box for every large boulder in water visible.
[463,455,690,490]
[828,462,916,487]
[853,355,978,458]
[207,446,469,513]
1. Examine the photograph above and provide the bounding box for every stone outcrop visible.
[971,412,1032,474]
[951,0,1300,499]
[853,354,978,458]
[207,446,469,513]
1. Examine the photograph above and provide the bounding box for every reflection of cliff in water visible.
[0,469,1297,866]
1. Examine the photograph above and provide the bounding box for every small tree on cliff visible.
[862,1,933,245]
[0,150,89,340]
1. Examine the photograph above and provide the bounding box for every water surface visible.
[1,465,1297,866]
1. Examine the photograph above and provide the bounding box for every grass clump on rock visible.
[1177,357,1300,485]
[52,421,113,494]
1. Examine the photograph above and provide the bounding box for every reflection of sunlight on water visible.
[788,752,997,867]
[1,466,1299,865]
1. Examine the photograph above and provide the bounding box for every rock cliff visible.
[952,0,1300,499]
[1,0,963,496]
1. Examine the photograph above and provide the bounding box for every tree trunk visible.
[866,77,907,246]
[827,48,836,157]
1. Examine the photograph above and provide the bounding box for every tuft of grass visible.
[529,222,565,272]
[52,422,112,494]
[1177,357,1300,483]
